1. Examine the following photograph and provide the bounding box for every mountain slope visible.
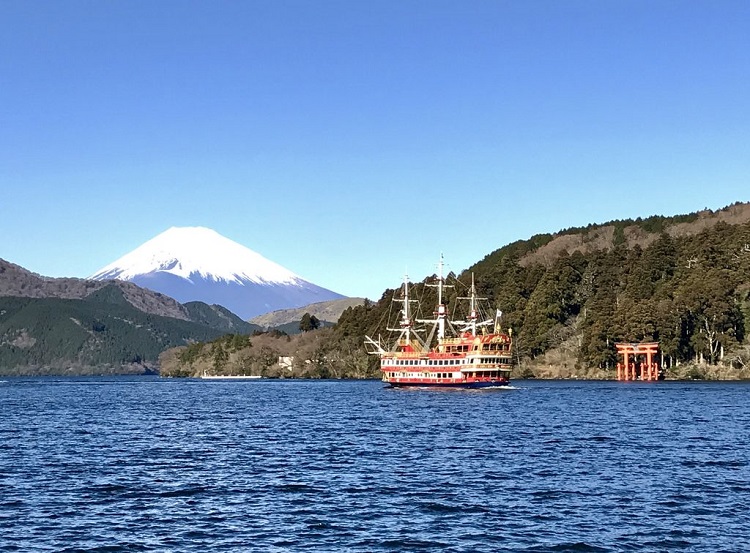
[90,227,345,319]
[0,260,261,374]
[249,297,366,328]
[0,284,230,375]
[1,258,257,334]
[1,258,190,320]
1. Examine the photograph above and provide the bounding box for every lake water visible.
[1,377,749,552]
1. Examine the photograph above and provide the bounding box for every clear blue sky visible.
[2,1,748,300]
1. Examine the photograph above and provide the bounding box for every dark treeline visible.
[0,294,226,374]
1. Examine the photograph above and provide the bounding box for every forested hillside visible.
[0,284,233,375]
[332,203,750,379]
[0,256,264,374]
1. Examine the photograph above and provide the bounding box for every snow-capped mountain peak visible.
[90,226,302,285]
[89,227,345,319]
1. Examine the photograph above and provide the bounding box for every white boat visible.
[199,373,262,380]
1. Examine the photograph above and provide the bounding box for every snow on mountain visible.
[89,227,345,319]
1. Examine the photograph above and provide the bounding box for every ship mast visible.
[468,272,478,337]
[436,255,446,340]
[394,274,414,345]
[453,272,492,337]
[385,273,425,351]
[418,253,453,343]
[364,273,425,354]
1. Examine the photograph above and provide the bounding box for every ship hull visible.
[386,379,510,389]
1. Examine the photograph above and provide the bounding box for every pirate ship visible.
[365,257,513,388]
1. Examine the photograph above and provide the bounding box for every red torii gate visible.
[616,342,659,381]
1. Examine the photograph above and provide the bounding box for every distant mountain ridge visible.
[249,298,366,329]
[90,227,345,319]
[0,259,259,374]
[498,202,750,269]
[1,258,189,319]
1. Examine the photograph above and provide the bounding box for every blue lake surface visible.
[1,377,749,552]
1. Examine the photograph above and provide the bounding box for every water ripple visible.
[1,378,749,551]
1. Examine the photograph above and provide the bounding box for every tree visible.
[676,268,743,364]
[299,313,320,332]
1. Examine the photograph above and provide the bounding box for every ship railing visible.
[385,352,426,359]
[460,363,512,372]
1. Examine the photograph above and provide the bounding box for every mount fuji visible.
[89,227,345,320]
